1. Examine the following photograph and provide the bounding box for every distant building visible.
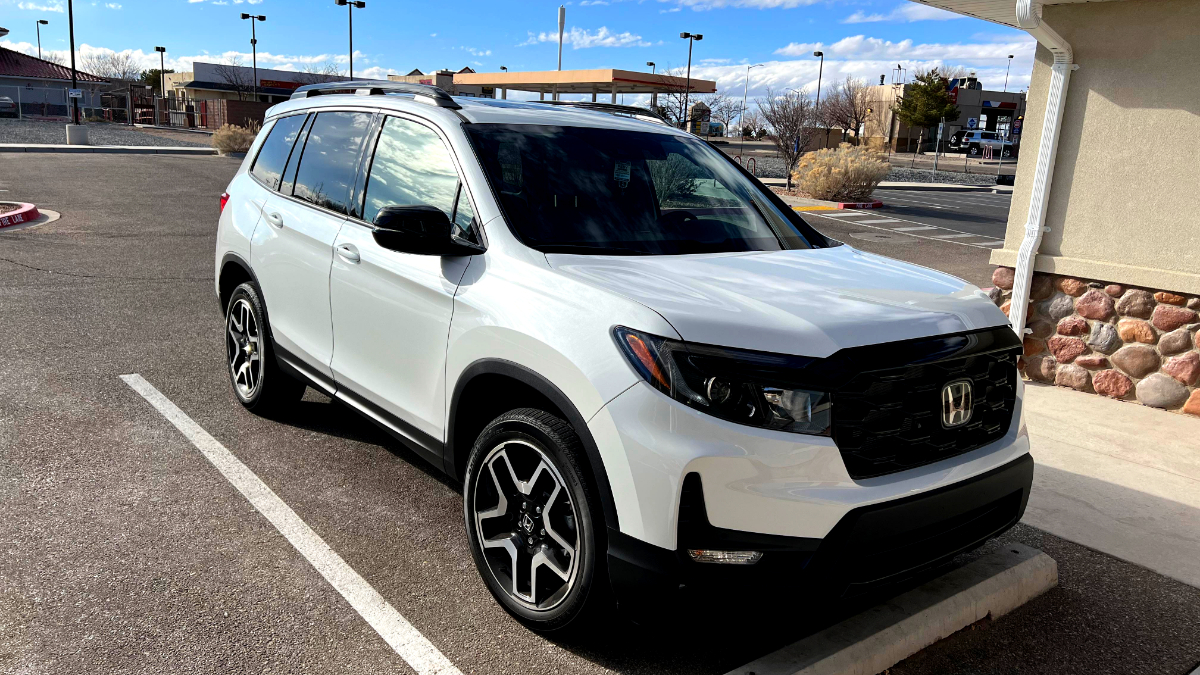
[0,46,107,117]
[164,62,366,104]
[860,77,1027,151]
[388,67,493,98]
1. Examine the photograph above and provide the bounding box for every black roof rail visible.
[536,100,668,124]
[290,81,461,109]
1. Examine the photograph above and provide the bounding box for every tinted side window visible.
[292,111,373,214]
[362,116,459,224]
[250,114,306,190]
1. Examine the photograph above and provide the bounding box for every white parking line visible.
[892,226,940,232]
[816,211,872,217]
[931,233,984,239]
[853,219,902,224]
[120,374,463,675]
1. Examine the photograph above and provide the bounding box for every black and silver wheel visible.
[224,281,304,414]
[464,409,607,631]
[968,144,981,156]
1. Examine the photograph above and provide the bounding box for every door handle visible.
[336,243,360,264]
[264,211,284,228]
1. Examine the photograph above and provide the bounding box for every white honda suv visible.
[215,82,1033,631]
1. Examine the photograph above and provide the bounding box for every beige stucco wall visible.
[992,0,1200,294]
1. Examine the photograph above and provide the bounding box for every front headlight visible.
[613,326,831,436]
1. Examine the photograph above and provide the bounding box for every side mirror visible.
[371,205,484,256]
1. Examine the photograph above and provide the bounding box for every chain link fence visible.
[0,85,106,120]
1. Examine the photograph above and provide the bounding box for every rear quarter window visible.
[250,114,306,190]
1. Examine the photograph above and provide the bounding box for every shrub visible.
[791,143,890,202]
[212,120,261,154]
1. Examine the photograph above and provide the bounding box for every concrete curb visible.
[0,144,217,155]
[0,202,40,229]
[726,543,1058,675]
[877,182,1012,194]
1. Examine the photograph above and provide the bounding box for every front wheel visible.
[968,144,981,156]
[463,408,609,632]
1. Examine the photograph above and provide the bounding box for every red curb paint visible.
[0,203,41,229]
[837,200,885,209]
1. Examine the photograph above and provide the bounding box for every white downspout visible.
[1007,0,1075,339]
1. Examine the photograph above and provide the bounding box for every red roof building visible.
[0,46,108,85]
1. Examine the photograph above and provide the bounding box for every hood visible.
[546,246,1009,358]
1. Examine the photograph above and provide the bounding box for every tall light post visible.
[154,46,166,97]
[740,63,763,156]
[679,32,702,131]
[241,13,266,102]
[67,0,78,125]
[36,20,48,60]
[335,0,366,79]
[554,5,565,100]
[1003,54,1014,92]
[647,61,656,110]
[813,50,824,112]
[646,61,655,74]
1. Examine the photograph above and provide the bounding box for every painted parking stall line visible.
[120,374,463,675]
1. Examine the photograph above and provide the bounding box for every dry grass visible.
[212,120,261,154]
[791,143,890,201]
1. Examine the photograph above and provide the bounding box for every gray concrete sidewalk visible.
[1022,382,1200,588]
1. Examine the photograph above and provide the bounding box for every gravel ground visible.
[752,155,999,186]
[0,119,209,147]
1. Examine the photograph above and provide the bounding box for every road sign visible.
[967,117,978,129]
[68,89,83,99]
[1013,117,1023,134]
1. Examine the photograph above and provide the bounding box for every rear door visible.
[328,113,480,457]
[250,109,374,380]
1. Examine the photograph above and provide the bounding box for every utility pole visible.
[740,63,762,157]
[241,14,266,102]
[335,0,366,79]
[68,0,79,125]
[679,32,702,131]
[36,20,49,60]
[555,5,564,101]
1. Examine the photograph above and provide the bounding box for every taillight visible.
[220,192,230,212]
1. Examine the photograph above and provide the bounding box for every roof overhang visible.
[907,0,1126,27]
[453,68,716,95]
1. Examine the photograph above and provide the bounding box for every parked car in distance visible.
[215,82,1034,632]
[0,97,17,118]
[952,129,1018,158]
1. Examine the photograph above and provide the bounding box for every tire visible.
[463,408,610,632]
[1002,148,1013,158]
[968,144,980,156]
[224,281,306,415]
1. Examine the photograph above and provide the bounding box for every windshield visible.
[464,123,819,255]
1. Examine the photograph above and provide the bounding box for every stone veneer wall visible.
[989,267,1200,417]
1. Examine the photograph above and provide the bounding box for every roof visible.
[266,91,689,136]
[179,79,298,97]
[908,0,1126,27]
[453,68,717,95]
[0,47,107,83]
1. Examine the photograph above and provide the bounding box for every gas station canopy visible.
[453,68,716,101]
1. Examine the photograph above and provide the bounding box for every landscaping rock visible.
[1183,390,1200,417]
[1189,297,1200,311]
[1092,370,1133,399]
[1030,274,1053,301]
[1135,373,1190,409]
[1075,355,1110,369]
[1117,318,1156,344]
[1075,289,1115,320]
[1025,355,1057,383]
[992,267,1015,290]
[1104,284,1124,297]
[1111,345,1160,378]
[1028,320,1055,339]
[1087,322,1122,354]
[1046,294,1075,321]
[1116,289,1155,319]
[1158,328,1194,356]
[1023,338,1045,356]
[1163,351,1200,386]
[1055,276,1087,297]
[1151,305,1197,332]
[988,286,1003,306]
[1154,291,1187,306]
[1057,316,1088,336]
[1047,336,1087,363]
[1054,364,1091,391]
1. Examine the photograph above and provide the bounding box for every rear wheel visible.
[224,281,305,415]
[968,144,981,156]
[464,408,609,632]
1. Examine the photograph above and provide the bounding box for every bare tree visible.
[756,87,818,189]
[41,50,68,66]
[650,66,689,128]
[81,51,140,82]
[824,76,873,145]
[697,92,739,137]
[297,60,346,85]
[214,57,254,101]
[740,109,765,139]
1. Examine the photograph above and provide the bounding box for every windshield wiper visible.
[538,244,654,256]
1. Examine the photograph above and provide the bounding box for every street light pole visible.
[679,32,702,131]
[67,0,79,125]
[335,0,366,79]
[554,5,564,101]
[647,61,656,110]
[740,63,762,157]
[36,20,48,60]
[1003,54,1014,92]
[241,14,266,102]
[813,50,825,148]
[154,46,166,97]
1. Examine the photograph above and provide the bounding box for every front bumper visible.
[607,451,1034,609]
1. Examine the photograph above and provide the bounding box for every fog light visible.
[687,549,763,565]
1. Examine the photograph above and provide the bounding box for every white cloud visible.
[842,3,963,23]
[461,46,492,57]
[430,33,438,37]
[522,26,650,49]
[580,0,609,4]
[105,1,122,6]
[774,35,1032,62]
[17,1,64,11]
[660,0,820,9]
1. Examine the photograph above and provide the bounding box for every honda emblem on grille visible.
[941,379,974,428]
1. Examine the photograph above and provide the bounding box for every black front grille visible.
[832,339,1019,480]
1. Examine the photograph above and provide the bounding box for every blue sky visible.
[2,0,1035,99]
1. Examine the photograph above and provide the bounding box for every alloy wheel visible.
[473,439,580,610]
[226,297,264,400]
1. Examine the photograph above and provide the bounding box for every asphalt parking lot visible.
[3,155,1199,675]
